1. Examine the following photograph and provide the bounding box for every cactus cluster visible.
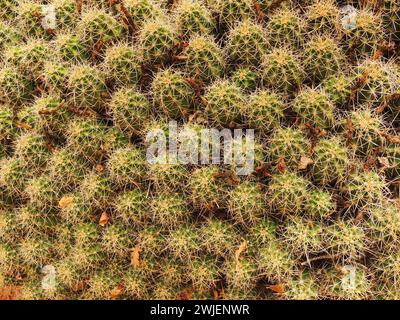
[0,0,399,301]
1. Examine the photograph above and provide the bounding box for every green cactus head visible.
[346,108,384,156]
[184,35,225,83]
[292,87,336,129]
[344,170,387,209]
[383,0,400,42]
[139,18,177,64]
[114,189,148,225]
[284,272,319,300]
[204,80,245,126]
[256,240,295,283]
[151,68,195,118]
[173,0,215,39]
[103,44,142,87]
[25,174,61,211]
[385,141,400,181]
[226,19,268,67]
[306,0,340,34]
[59,193,91,224]
[14,132,50,169]
[109,87,151,135]
[42,61,70,95]
[353,60,396,107]
[102,222,132,257]
[304,36,344,82]
[67,64,106,113]
[0,21,22,52]
[150,192,190,227]
[78,8,125,50]
[269,127,310,168]
[261,48,304,95]
[312,136,349,185]
[267,7,306,48]
[323,72,354,105]
[268,171,309,215]
[0,66,33,106]
[107,147,147,187]
[200,218,239,257]
[124,0,165,29]
[217,0,256,29]
[32,95,72,137]
[53,32,88,63]
[305,190,336,219]
[244,90,285,132]
[325,219,367,262]
[79,171,113,208]
[189,166,229,211]
[231,67,258,92]
[228,181,265,226]
[166,223,199,261]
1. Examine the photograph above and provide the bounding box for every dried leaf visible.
[381,132,400,145]
[59,196,74,209]
[234,240,248,263]
[298,156,313,170]
[72,281,85,292]
[346,118,353,145]
[0,285,21,300]
[131,245,141,268]
[268,283,285,294]
[378,157,390,170]
[277,158,286,173]
[213,288,225,300]
[179,288,192,300]
[109,284,124,300]
[99,212,109,227]
[14,121,32,130]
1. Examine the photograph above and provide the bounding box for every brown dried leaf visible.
[109,284,124,300]
[234,240,248,263]
[277,158,286,173]
[59,196,74,209]
[72,281,85,292]
[381,132,400,145]
[268,283,285,294]
[378,157,391,170]
[0,285,21,300]
[99,212,109,227]
[14,121,32,130]
[346,118,354,145]
[179,288,193,300]
[131,246,141,268]
[298,156,313,170]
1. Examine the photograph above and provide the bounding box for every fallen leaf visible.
[213,288,225,300]
[59,196,74,209]
[99,212,109,227]
[378,157,390,170]
[234,239,248,264]
[346,118,353,145]
[268,283,285,294]
[179,288,192,300]
[72,281,85,292]
[14,121,32,130]
[381,132,400,145]
[277,158,286,173]
[298,156,313,170]
[0,285,21,300]
[131,245,141,268]
[109,284,124,300]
